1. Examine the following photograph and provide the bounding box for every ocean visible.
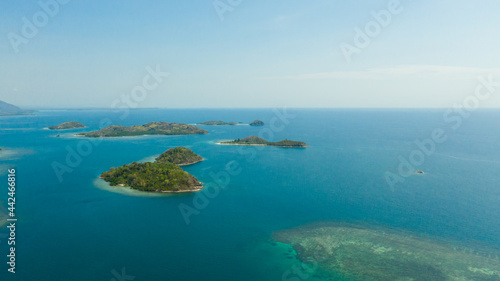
[1,108,499,281]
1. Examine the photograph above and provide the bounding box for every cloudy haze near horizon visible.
[2,0,500,108]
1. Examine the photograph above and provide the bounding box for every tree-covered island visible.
[249,120,264,126]
[155,147,204,166]
[197,121,237,126]
[49,121,86,130]
[220,136,307,148]
[100,147,204,193]
[78,122,208,137]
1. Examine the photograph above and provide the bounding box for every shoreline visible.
[98,177,203,194]
[48,126,86,131]
[216,142,309,148]
[177,159,204,166]
[195,124,249,126]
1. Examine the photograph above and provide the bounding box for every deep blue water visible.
[1,109,499,281]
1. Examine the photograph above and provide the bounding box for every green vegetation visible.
[101,147,204,192]
[197,121,237,126]
[274,223,500,281]
[221,136,307,147]
[249,120,264,126]
[78,122,208,137]
[101,162,202,192]
[156,147,204,166]
[49,121,86,130]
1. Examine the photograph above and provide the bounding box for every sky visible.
[1,0,500,108]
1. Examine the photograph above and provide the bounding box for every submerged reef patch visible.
[273,223,500,281]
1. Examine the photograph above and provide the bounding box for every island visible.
[77,122,208,137]
[220,136,307,147]
[155,147,204,166]
[249,120,264,126]
[0,100,33,116]
[197,121,237,126]
[100,147,203,193]
[49,121,86,130]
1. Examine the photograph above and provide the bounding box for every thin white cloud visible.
[262,65,500,80]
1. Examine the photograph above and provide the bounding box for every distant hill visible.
[78,122,208,137]
[0,100,33,116]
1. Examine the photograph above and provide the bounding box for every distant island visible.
[0,100,33,116]
[249,120,264,126]
[197,121,237,126]
[155,147,204,166]
[78,122,208,137]
[49,121,86,130]
[100,147,203,193]
[220,136,307,147]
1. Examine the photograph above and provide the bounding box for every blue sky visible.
[1,0,500,108]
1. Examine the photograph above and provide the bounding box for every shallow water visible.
[274,222,500,281]
[0,109,499,280]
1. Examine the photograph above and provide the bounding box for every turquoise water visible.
[1,109,499,280]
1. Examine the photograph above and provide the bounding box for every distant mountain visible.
[0,100,33,116]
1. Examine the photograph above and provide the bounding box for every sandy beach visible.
[94,178,203,197]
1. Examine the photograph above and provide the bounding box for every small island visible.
[197,121,237,126]
[49,121,86,130]
[249,120,264,126]
[100,147,203,193]
[220,136,307,148]
[155,147,204,166]
[78,122,208,137]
